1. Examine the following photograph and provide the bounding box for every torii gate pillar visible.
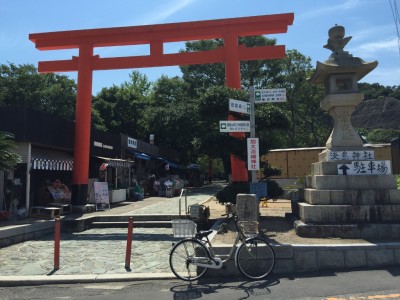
[29,13,294,205]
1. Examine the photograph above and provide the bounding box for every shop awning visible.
[135,152,151,160]
[31,147,74,171]
[95,156,134,168]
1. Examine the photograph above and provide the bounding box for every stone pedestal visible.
[295,160,400,239]
[236,194,259,222]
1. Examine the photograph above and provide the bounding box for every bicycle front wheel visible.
[236,237,275,280]
[169,238,209,281]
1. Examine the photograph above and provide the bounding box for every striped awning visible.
[95,156,134,168]
[31,147,73,171]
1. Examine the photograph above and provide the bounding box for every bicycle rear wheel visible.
[236,237,275,280]
[169,238,209,281]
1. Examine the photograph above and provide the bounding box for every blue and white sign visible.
[229,99,251,114]
[127,137,138,149]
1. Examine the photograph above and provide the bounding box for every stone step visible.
[304,188,400,205]
[306,175,397,190]
[90,221,173,228]
[298,202,400,224]
[91,215,179,222]
[294,220,400,239]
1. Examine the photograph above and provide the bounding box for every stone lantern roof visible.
[310,25,378,84]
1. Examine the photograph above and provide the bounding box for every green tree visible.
[0,63,77,120]
[92,71,152,138]
[361,128,400,143]
[180,36,282,94]
[358,82,400,100]
[275,50,330,147]
[0,132,21,171]
[143,75,199,163]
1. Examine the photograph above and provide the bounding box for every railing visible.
[178,188,188,217]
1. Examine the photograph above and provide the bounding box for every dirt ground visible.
[203,197,376,245]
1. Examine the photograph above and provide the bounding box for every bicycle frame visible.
[192,216,249,269]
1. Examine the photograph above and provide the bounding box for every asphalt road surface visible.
[1,267,399,300]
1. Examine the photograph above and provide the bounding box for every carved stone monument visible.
[294,25,400,239]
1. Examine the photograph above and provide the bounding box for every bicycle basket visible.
[171,219,197,238]
[239,221,259,238]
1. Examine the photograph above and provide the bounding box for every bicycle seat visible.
[195,230,213,239]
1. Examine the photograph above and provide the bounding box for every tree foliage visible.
[0,63,77,120]
[0,131,21,171]
[3,44,400,174]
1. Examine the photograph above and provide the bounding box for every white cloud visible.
[350,38,400,58]
[297,0,362,21]
[136,0,196,25]
[362,65,400,86]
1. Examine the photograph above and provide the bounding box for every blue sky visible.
[1,0,399,94]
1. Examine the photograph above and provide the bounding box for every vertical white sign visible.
[247,138,260,171]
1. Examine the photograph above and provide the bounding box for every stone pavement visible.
[0,183,225,285]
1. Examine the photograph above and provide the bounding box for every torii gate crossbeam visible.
[29,13,294,206]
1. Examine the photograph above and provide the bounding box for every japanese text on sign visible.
[327,150,375,161]
[254,88,286,103]
[337,160,391,175]
[229,99,251,114]
[220,121,251,132]
[247,138,260,170]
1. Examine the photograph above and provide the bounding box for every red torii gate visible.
[29,13,294,205]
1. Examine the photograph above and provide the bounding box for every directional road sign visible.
[254,88,286,103]
[219,121,251,132]
[229,99,251,114]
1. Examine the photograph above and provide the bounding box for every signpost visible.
[219,121,251,132]
[222,86,286,184]
[229,99,251,114]
[254,88,286,103]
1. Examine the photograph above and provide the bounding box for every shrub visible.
[216,182,249,205]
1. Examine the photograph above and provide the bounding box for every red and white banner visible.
[247,138,260,171]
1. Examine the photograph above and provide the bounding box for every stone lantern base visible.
[294,158,400,239]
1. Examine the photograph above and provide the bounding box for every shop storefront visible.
[121,134,186,197]
[88,129,134,203]
[0,106,75,212]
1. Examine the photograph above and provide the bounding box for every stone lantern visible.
[310,25,378,152]
[294,25,400,240]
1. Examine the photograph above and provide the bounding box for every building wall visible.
[262,144,393,179]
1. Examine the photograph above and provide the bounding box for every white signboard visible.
[220,121,251,132]
[93,182,110,210]
[337,160,392,175]
[254,88,286,103]
[229,99,251,114]
[327,150,374,161]
[247,138,260,170]
[127,137,138,149]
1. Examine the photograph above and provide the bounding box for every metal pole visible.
[125,217,133,269]
[249,86,257,183]
[54,218,60,270]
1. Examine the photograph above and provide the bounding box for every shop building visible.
[0,106,183,214]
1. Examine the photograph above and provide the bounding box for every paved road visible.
[1,268,400,300]
[0,183,225,283]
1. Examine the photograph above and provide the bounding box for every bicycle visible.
[169,214,275,281]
